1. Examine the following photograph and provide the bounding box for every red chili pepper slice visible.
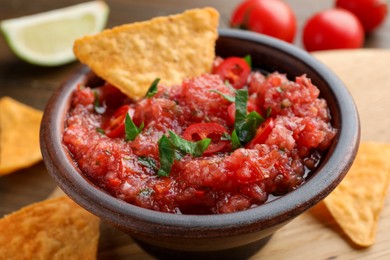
[212,57,251,89]
[246,118,275,149]
[183,123,229,154]
[102,105,134,138]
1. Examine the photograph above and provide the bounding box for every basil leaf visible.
[209,89,235,103]
[168,131,211,157]
[138,156,158,171]
[157,135,176,177]
[233,89,264,146]
[124,114,143,141]
[145,78,160,98]
[243,55,252,68]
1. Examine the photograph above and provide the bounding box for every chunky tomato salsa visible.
[63,57,336,214]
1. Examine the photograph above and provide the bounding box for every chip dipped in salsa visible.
[63,56,336,214]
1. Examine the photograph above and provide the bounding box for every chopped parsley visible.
[233,89,264,147]
[157,135,177,177]
[93,91,106,114]
[96,127,105,134]
[124,113,144,141]
[266,107,272,118]
[139,187,154,197]
[145,78,160,98]
[157,131,211,177]
[138,156,158,172]
[209,89,235,103]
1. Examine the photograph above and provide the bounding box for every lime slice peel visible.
[0,1,109,66]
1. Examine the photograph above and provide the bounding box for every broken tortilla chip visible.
[0,97,43,175]
[0,196,100,259]
[324,142,390,247]
[73,7,219,99]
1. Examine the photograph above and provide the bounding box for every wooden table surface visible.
[1,1,390,259]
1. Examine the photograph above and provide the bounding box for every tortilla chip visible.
[324,142,390,246]
[0,97,43,175]
[73,7,219,99]
[0,196,100,259]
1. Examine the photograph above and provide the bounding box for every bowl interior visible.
[41,29,360,237]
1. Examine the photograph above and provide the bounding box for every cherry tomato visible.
[102,105,135,138]
[212,57,251,89]
[183,123,229,154]
[227,100,259,125]
[303,9,364,52]
[246,118,274,149]
[336,0,388,33]
[230,0,297,43]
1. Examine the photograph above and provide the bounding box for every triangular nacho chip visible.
[0,196,100,259]
[73,7,219,99]
[324,142,390,246]
[0,97,43,175]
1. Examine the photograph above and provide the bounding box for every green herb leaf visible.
[145,78,160,98]
[233,89,264,146]
[231,130,242,150]
[139,187,154,197]
[96,127,105,134]
[266,107,272,118]
[221,132,231,141]
[93,91,106,114]
[138,156,158,171]
[243,55,252,68]
[157,135,176,177]
[124,114,143,141]
[234,89,249,142]
[157,131,211,177]
[168,131,211,157]
[246,111,264,137]
[209,89,235,103]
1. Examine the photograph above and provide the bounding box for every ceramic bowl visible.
[40,29,360,259]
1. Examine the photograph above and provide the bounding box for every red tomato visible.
[246,118,274,149]
[336,0,388,33]
[183,123,229,154]
[103,105,135,138]
[212,57,251,89]
[303,9,364,52]
[227,100,259,125]
[230,0,297,43]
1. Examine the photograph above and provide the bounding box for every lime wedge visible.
[0,1,109,66]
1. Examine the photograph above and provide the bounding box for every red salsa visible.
[63,57,336,214]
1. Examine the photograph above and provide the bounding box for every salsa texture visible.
[63,57,336,214]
